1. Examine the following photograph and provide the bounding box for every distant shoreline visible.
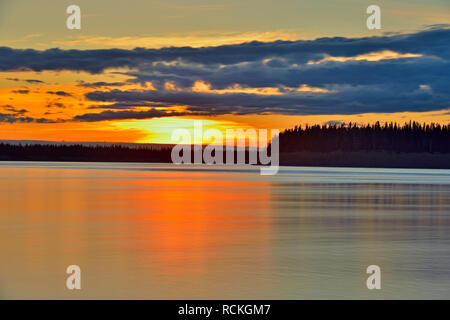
[1,149,449,170]
[279,151,450,169]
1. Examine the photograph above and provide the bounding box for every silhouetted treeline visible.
[1,121,449,167]
[0,143,262,164]
[279,121,450,153]
[0,143,173,162]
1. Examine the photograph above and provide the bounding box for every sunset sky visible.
[1,0,449,143]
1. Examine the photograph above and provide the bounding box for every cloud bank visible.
[1,27,449,121]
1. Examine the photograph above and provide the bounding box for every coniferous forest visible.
[279,121,450,153]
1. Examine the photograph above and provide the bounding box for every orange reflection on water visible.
[113,171,274,276]
[0,164,276,298]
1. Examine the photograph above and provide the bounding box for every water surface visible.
[1,162,449,299]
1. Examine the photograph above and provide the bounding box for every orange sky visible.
[1,66,449,144]
[2,87,450,143]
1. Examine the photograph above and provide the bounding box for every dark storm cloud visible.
[24,79,44,84]
[0,105,61,123]
[0,112,56,124]
[87,101,172,109]
[77,81,127,88]
[5,78,45,84]
[127,56,450,91]
[82,27,450,116]
[2,27,450,118]
[85,85,448,116]
[1,28,449,73]
[46,102,67,109]
[73,109,190,122]
[12,89,29,94]
[0,113,34,123]
[2,105,28,115]
[46,90,72,97]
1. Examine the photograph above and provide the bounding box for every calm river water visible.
[0,162,449,299]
